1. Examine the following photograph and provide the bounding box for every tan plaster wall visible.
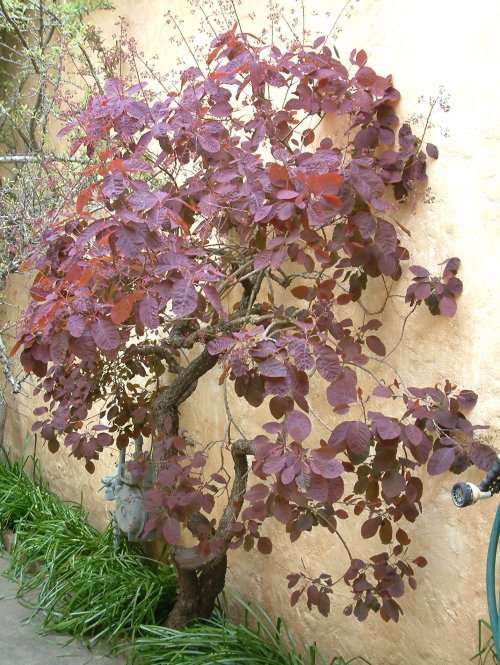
[2,1,500,663]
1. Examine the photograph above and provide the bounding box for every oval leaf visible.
[284,410,312,443]
[427,446,456,476]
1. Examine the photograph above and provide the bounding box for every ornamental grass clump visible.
[1,455,177,647]
[130,593,371,665]
[0,455,51,530]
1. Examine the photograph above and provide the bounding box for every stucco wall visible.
[2,1,500,663]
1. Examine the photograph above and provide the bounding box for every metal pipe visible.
[487,502,500,657]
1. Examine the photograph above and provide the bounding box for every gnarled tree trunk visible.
[150,348,256,626]
[166,555,228,628]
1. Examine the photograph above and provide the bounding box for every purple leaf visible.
[309,448,344,479]
[171,279,199,316]
[457,390,478,410]
[373,385,392,398]
[210,101,233,117]
[426,143,439,159]
[199,193,219,219]
[442,257,461,280]
[207,336,234,356]
[50,332,68,365]
[273,496,293,524]
[203,284,226,319]
[405,424,423,446]
[254,250,272,270]
[346,421,371,456]
[284,410,312,443]
[91,319,121,351]
[327,421,350,448]
[128,190,158,211]
[427,447,456,476]
[162,517,181,544]
[281,464,298,485]
[276,189,299,200]
[67,314,86,338]
[409,265,430,278]
[326,368,357,407]
[374,220,397,255]
[413,283,432,300]
[263,454,287,475]
[316,346,342,382]
[199,134,221,153]
[382,470,405,498]
[139,293,160,329]
[470,444,497,472]
[373,416,401,441]
[115,225,143,259]
[244,484,269,502]
[103,170,126,200]
[254,205,273,223]
[258,357,287,378]
[438,295,457,317]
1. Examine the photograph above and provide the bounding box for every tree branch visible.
[171,438,255,571]
[133,344,181,374]
[154,348,218,430]
[0,333,21,394]
[0,0,40,73]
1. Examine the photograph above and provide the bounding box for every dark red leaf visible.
[317,591,331,617]
[379,519,393,544]
[361,516,382,539]
[382,470,405,498]
[366,336,386,357]
[396,528,411,546]
[257,537,273,554]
